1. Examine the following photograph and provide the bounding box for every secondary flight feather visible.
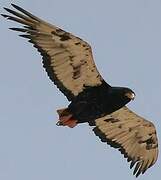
[1,4,158,177]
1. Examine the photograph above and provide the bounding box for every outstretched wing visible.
[2,4,103,101]
[93,107,158,177]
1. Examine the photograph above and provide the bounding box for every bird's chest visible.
[68,86,114,124]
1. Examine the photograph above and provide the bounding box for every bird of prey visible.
[1,4,158,177]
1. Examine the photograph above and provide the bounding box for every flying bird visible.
[1,4,158,177]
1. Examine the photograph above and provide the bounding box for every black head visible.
[119,87,135,101]
[108,86,135,111]
[110,86,135,101]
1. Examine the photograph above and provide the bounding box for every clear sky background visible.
[1,0,161,179]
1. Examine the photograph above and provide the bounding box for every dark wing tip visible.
[130,160,137,169]
[3,7,12,14]
[11,3,23,11]
[9,27,27,32]
[19,34,31,39]
[1,14,8,18]
[11,3,18,7]
[3,7,9,11]
[10,3,39,21]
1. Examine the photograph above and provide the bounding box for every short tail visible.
[56,108,78,128]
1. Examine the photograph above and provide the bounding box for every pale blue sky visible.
[1,0,161,179]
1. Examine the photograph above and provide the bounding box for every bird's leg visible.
[56,108,78,128]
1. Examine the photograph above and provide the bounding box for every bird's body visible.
[67,82,134,125]
[2,4,158,177]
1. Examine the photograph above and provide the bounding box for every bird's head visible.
[109,87,135,107]
[123,88,135,101]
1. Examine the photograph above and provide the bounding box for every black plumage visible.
[68,81,134,125]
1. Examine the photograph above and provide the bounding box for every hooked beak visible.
[125,92,135,100]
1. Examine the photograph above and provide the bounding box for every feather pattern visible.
[2,4,103,100]
[93,107,158,177]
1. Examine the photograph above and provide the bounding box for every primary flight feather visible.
[1,4,158,177]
